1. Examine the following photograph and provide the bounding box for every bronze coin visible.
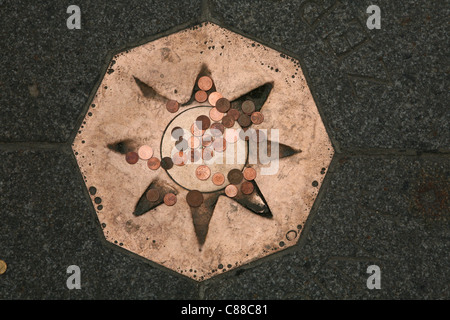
[225,184,238,198]
[227,168,243,185]
[171,126,185,139]
[195,115,211,131]
[243,167,257,181]
[161,157,174,170]
[222,115,235,128]
[125,152,139,164]
[172,151,187,166]
[238,114,251,128]
[212,138,226,152]
[163,193,177,206]
[186,190,204,207]
[196,165,211,181]
[227,108,240,121]
[138,145,153,160]
[175,138,189,151]
[202,147,214,161]
[209,107,224,122]
[166,100,179,113]
[189,136,201,149]
[241,181,254,195]
[212,173,225,186]
[215,98,231,113]
[210,122,225,136]
[191,123,205,137]
[195,90,208,103]
[202,134,213,147]
[208,92,223,106]
[250,111,264,125]
[241,100,255,115]
[147,157,161,170]
[198,76,213,91]
[188,149,202,163]
[146,189,160,202]
[0,260,7,275]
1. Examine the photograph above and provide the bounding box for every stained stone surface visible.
[0,0,448,299]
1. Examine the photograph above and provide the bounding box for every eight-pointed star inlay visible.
[72,22,334,281]
[118,67,302,248]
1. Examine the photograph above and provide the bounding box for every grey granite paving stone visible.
[0,149,198,299]
[210,0,449,151]
[203,155,449,299]
[0,0,201,143]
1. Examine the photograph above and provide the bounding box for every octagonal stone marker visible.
[72,22,334,281]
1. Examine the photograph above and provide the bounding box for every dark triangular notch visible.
[231,82,274,113]
[189,192,220,247]
[133,180,177,216]
[231,180,272,218]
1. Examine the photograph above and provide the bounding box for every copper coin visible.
[208,92,223,106]
[210,122,225,136]
[251,111,264,125]
[172,151,188,166]
[209,107,224,122]
[224,128,238,144]
[202,147,214,161]
[225,184,238,198]
[196,165,211,180]
[195,115,211,131]
[147,157,161,170]
[146,189,160,202]
[171,126,185,139]
[241,181,254,195]
[188,149,202,163]
[227,108,240,121]
[238,114,251,128]
[125,152,139,164]
[212,173,225,186]
[215,98,231,113]
[161,157,174,170]
[213,138,226,152]
[195,90,208,103]
[138,145,153,160]
[189,136,201,149]
[202,134,213,147]
[175,138,189,151]
[227,168,243,185]
[186,190,204,207]
[222,115,235,128]
[198,76,213,91]
[163,193,177,206]
[242,100,255,115]
[166,100,179,113]
[0,260,7,275]
[243,167,257,181]
[191,123,205,137]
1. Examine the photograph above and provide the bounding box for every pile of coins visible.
[124,145,177,207]
[126,76,265,208]
[224,167,257,198]
[165,75,264,128]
